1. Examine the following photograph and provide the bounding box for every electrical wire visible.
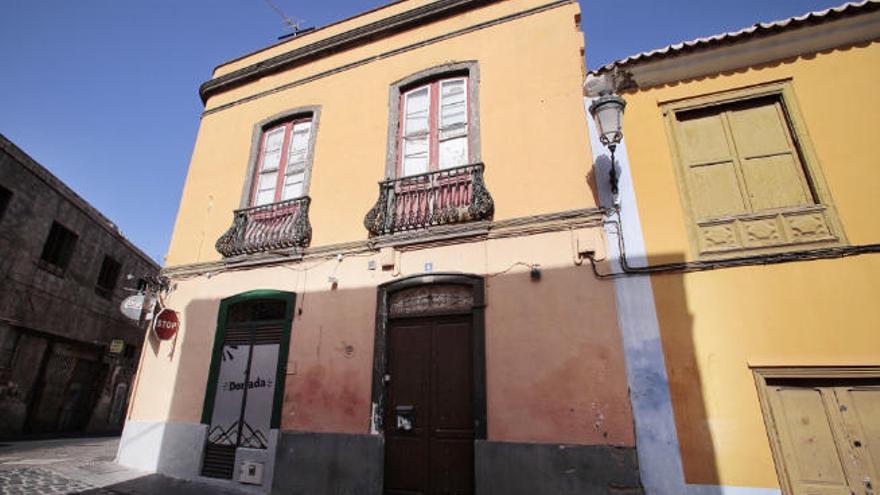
[487,261,538,278]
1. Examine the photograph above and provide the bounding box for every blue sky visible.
[0,0,847,265]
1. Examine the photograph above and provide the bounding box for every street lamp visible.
[588,92,626,198]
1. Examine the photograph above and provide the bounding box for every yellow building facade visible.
[120,1,642,494]
[585,3,880,494]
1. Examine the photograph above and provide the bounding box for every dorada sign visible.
[221,376,274,392]
[153,309,180,340]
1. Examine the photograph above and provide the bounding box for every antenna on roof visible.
[262,0,300,32]
[261,0,315,40]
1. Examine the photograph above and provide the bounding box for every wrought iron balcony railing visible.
[364,163,494,237]
[216,196,312,257]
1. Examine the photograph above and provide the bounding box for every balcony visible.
[364,163,494,238]
[215,197,312,257]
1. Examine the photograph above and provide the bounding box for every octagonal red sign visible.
[153,309,180,340]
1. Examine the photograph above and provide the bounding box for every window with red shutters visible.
[251,117,314,206]
[399,77,469,177]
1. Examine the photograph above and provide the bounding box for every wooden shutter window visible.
[281,121,312,201]
[399,76,469,177]
[674,96,816,221]
[401,86,431,176]
[251,116,314,206]
[254,127,286,206]
[757,376,880,495]
[438,78,468,169]
[665,84,844,257]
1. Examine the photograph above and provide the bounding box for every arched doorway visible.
[372,274,486,495]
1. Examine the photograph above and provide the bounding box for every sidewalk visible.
[0,437,246,494]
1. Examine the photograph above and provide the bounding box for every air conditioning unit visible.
[239,460,264,485]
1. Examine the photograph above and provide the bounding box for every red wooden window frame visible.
[249,116,313,206]
[397,76,469,177]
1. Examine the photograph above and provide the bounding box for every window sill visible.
[36,259,66,278]
[694,204,843,258]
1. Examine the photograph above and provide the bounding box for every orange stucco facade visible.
[606,20,880,493]
[166,0,595,266]
[131,232,633,446]
[121,1,641,493]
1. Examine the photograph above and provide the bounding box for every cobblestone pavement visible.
[0,467,99,494]
[0,437,245,494]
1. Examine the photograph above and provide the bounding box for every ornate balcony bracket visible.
[363,163,494,238]
[216,196,312,257]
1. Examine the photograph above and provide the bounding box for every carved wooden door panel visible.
[384,315,474,495]
[765,380,880,495]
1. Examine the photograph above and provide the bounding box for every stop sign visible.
[153,309,180,340]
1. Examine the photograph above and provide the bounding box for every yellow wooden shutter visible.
[768,386,853,495]
[726,98,814,211]
[675,109,748,219]
[765,383,880,495]
[834,385,880,494]
[675,97,816,221]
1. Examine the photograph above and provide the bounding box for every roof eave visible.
[585,0,880,93]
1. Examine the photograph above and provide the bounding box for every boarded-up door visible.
[384,315,475,495]
[27,342,103,434]
[764,379,879,495]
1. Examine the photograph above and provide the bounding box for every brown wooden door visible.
[384,315,474,495]
[765,380,880,495]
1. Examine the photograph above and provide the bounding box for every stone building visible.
[0,134,159,438]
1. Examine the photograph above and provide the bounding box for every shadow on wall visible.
[124,257,653,494]
[118,298,221,480]
[650,256,722,488]
[159,297,224,480]
[592,149,723,492]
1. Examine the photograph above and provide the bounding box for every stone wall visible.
[0,134,159,438]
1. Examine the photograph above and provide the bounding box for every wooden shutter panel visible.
[835,386,880,490]
[282,121,312,200]
[255,127,286,206]
[675,97,816,221]
[725,98,813,211]
[402,86,431,176]
[675,110,748,219]
[768,386,852,495]
[438,78,468,169]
